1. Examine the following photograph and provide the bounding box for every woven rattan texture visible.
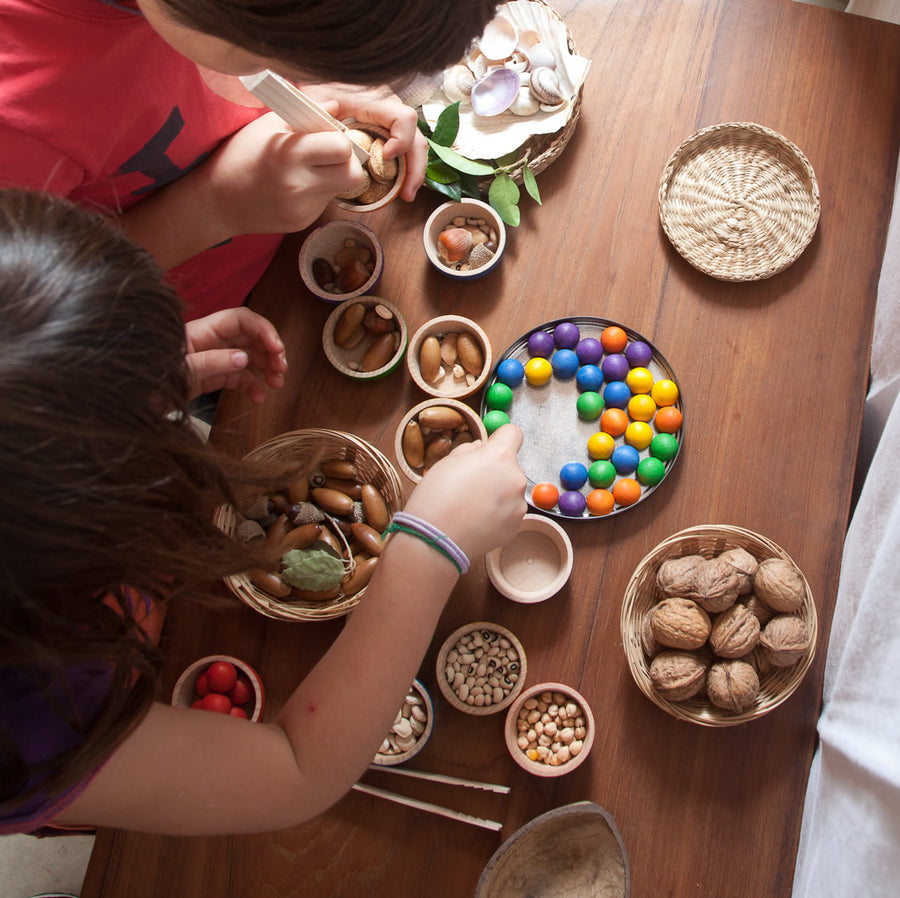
[659,122,820,281]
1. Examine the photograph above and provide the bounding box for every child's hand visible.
[402,424,528,561]
[185,308,287,404]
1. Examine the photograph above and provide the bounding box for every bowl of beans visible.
[372,679,434,766]
[299,219,384,303]
[435,621,526,715]
[171,654,265,722]
[406,315,493,400]
[504,682,594,776]
[322,296,408,380]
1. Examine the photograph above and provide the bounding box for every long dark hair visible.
[158,0,500,85]
[0,189,282,809]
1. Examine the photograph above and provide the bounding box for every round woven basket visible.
[621,524,818,726]
[214,429,404,622]
[477,0,585,190]
[658,122,820,282]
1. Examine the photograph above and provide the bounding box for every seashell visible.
[471,67,520,116]
[478,14,518,61]
[468,243,495,269]
[523,42,557,70]
[442,63,475,104]
[505,51,529,74]
[466,48,489,81]
[516,29,543,53]
[509,85,540,116]
[529,66,566,107]
[395,71,443,108]
[437,227,473,263]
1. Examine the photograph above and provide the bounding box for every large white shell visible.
[471,67,520,117]
[478,15,519,62]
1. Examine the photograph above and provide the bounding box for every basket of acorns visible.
[621,524,817,726]
[214,429,404,622]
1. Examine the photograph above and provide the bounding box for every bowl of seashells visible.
[423,199,507,279]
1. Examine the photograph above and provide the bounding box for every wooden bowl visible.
[435,621,526,715]
[371,679,435,766]
[475,801,630,898]
[504,682,594,776]
[331,123,407,213]
[393,397,488,483]
[485,514,573,603]
[171,654,265,722]
[298,219,384,303]
[407,314,492,399]
[213,429,404,622]
[621,524,818,726]
[423,199,506,280]
[322,296,408,380]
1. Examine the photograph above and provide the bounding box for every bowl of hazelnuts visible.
[620,524,817,726]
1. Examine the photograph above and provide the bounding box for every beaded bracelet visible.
[382,511,470,575]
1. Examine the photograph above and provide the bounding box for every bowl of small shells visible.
[394,397,489,483]
[372,679,434,766]
[423,199,506,279]
[621,524,818,726]
[436,621,527,715]
[323,297,408,380]
[214,428,404,622]
[504,682,594,776]
[407,315,492,399]
[299,219,384,303]
[331,123,407,213]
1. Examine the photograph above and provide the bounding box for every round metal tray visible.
[482,316,685,520]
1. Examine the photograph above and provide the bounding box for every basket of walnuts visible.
[621,524,817,726]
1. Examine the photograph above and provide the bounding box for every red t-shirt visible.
[0,0,283,319]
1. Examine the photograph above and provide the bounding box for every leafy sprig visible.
[418,102,541,227]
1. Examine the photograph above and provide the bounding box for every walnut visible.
[718,547,758,595]
[707,660,760,712]
[753,558,805,613]
[641,612,662,658]
[709,603,760,658]
[650,598,711,650]
[760,615,811,667]
[746,644,774,678]
[740,593,773,626]
[693,556,742,613]
[650,650,708,701]
[656,554,705,597]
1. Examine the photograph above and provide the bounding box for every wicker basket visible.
[214,429,404,622]
[658,122,820,282]
[621,524,818,727]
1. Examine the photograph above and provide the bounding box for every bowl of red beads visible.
[171,654,265,722]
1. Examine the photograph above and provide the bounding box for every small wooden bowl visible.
[475,801,630,898]
[423,199,506,280]
[299,219,384,303]
[485,514,574,604]
[171,654,265,722]
[504,682,594,777]
[436,621,526,715]
[323,296,408,380]
[393,397,488,483]
[407,315,493,399]
[621,524,818,726]
[331,123,407,213]
[371,679,435,766]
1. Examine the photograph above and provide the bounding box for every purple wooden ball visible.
[625,340,653,367]
[601,353,629,382]
[527,330,555,358]
[558,490,587,517]
[576,337,604,365]
[553,321,581,349]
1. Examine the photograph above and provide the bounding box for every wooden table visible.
[83,1,900,896]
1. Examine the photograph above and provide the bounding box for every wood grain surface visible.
[83,1,900,896]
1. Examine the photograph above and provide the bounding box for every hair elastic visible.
[382,511,470,575]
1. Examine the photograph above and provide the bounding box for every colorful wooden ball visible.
[586,489,615,516]
[650,433,679,460]
[576,364,604,393]
[575,337,604,365]
[559,461,588,490]
[654,406,683,433]
[496,357,525,387]
[558,490,587,517]
[601,353,629,382]
[624,340,653,367]
[553,321,581,349]
[486,382,513,410]
[588,459,616,488]
[603,380,631,409]
[587,431,616,460]
[637,457,666,485]
[527,330,555,358]
[551,348,580,378]
[525,357,552,385]
[625,366,654,394]
[627,393,657,422]
[600,407,628,437]
[612,477,642,506]
[483,409,511,434]
[625,421,654,450]
[531,482,560,510]
[576,391,604,420]
[651,378,680,406]
[600,325,628,353]
[611,445,640,474]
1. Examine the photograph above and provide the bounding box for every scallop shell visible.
[529,66,565,107]
[442,64,476,104]
[471,67,520,117]
[478,15,518,62]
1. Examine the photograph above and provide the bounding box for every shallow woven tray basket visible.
[477,0,585,190]
[214,428,404,622]
[658,122,820,282]
[621,524,818,727]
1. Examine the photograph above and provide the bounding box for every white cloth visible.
[792,159,900,896]
[846,0,900,26]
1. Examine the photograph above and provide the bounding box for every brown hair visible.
[157,0,500,85]
[0,189,285,810]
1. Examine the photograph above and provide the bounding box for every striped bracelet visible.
[382,511,471,575]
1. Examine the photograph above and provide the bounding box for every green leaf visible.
[426,160,462,184]
[459,172,483,200]
[425,138,495,176]
[416,116,433,140]
[495,150,522,168]
[432,101,461,147]
[280,546,344,591]
[522,163,542,205]
[425,176,463,202]
[488,171,521,227]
